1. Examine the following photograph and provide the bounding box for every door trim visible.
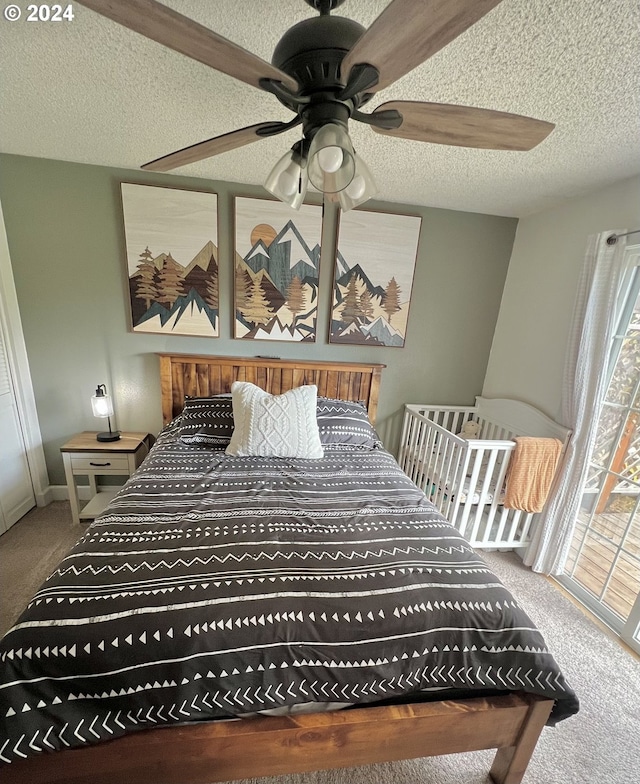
[0,200,51,506]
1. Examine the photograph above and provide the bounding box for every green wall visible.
[483,174,640,422]
[0,154,517,486]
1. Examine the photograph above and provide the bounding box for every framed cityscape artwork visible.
[330,209,422,347]
[234,196,322,341]
[120,183,219,337]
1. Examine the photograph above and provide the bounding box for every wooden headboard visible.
[158,354,386,425]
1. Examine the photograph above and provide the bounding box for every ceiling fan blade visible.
[76,0,297,92]
[372,101,555,151]
[142,122,292,172]
[341,0,503,93]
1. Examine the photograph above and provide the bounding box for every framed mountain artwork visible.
[330,209,422,347]
[234,196,322,341]
[120,183,219,337]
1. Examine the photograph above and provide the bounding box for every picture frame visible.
[120,183,219,337]
[233,196,322,342]
[330,209,422,347]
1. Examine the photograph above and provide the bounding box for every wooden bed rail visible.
[2,694,553,784]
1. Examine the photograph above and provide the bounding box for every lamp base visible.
[97,431,121,442]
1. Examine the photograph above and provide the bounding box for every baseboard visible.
[35,486,55,507]
[49,485,69,502]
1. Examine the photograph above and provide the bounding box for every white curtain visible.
[524,230,629,574]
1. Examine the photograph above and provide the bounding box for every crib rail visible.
[399,404,538,550]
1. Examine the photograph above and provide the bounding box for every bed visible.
[0,354,578,784]
[398,399,571,550]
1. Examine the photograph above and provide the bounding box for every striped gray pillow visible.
[179,395,234,446]
[316,397,382,450]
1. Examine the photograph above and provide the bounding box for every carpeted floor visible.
[1,504,639,783]
[0,501,81,635]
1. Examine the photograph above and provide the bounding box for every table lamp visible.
[91,384,120,442]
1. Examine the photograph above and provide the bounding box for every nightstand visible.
[61,432,153,525]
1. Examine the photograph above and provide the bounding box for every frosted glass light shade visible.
[264,149,308,210]
[307,123,355,193]
[337,154,378,212]
[91,386,114,418]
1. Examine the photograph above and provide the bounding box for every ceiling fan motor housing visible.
[271,15,367,132]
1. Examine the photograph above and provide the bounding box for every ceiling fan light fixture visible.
[264,146,308,210]
[337,153,377,212]
[307,123,355,193]
[78,0,556,211]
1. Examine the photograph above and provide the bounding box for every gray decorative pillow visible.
[316,397,382,450]
[180,395,234,446]
[226,382,323,459]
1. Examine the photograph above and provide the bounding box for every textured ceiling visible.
[1,0,639,217]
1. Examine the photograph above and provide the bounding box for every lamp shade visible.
[264,148,308,210]
[337,153,378,212]
[307,123,356,193]
[91,385,114,418]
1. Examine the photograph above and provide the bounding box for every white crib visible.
[398,397,571,550]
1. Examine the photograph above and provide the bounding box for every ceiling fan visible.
[76,0,554,211]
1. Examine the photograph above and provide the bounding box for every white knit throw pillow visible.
[226,382,324,459]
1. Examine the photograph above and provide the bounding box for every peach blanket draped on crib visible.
[503,436,563,513]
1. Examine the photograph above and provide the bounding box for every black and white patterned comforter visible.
[0,422,578,765]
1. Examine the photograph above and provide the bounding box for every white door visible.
[0,322,35,533]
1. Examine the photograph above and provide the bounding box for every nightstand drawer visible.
[70,456,131,472]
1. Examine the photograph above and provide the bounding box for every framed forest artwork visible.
[234,196,322,341]
[120,183,219,337]
[330,209,421,347]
